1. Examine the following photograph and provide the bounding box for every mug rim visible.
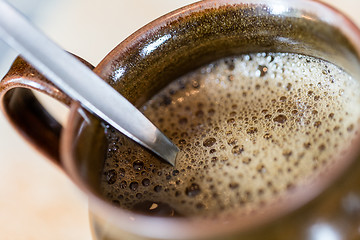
[62,0,360,239]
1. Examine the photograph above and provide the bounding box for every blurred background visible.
[0,0,357,239]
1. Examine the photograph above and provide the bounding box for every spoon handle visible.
[0,0,178,165]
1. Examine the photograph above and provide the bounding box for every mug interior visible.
[62,0,360,239]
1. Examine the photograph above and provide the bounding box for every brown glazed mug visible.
[1,0,360,239]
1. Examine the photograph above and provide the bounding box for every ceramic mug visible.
[1,0,360,239]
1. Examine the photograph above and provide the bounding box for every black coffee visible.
[101,53,360,218]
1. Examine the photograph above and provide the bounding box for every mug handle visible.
[0,55,94,166]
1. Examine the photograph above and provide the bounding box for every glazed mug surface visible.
[1,0,360,239]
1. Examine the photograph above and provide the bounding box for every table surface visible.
[0,0,358,239]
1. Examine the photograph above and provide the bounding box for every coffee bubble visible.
[185,183,201,197]
[105,169,117,185]
[203,138,216,147]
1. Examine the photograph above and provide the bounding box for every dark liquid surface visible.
[101,53,360,218]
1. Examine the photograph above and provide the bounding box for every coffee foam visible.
[101,53,360,218]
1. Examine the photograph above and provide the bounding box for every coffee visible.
[101,53,360,218]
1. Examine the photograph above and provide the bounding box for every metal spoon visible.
[0,0,179,165]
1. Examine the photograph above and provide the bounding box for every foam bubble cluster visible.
[101,53,360,218]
